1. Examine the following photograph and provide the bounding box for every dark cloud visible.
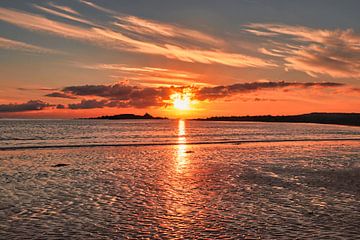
[68,99,109,109]
[67,99,132,109]
[0,81,346,112]
[62,84,173,102]
[0,100,53,112]
[63,84,134,99]
[17,87,57,91]
[196,81,345,100]
[53,81,345,109]
[45,92,77,99]
[62,84,176,109]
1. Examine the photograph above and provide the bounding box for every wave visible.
[1,138,360,151]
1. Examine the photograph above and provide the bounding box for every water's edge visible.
[1,138,360,151]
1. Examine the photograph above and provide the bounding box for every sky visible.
[0,0,359,118]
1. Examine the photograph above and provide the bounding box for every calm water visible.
[1,120,360,239]
[0,119,360,149]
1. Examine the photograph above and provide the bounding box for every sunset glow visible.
[0,1,359,118]
[171,92,192,111]
[2,1,360,239]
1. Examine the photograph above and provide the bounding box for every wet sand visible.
[1,141,360,239]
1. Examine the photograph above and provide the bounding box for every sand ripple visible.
[1,141,360,239]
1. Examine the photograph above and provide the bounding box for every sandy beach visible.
[1,140,360,239]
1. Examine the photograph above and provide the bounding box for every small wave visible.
[1,138,360,151]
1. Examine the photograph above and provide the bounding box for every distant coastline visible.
[194,113,360,127]
[86,112,360,127]
[87,113,167,120]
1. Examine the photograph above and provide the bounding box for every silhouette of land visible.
[195,113,360,126]
[90,113,167,120]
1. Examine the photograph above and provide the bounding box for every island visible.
[89,113,167,120]
[194,113,360,127]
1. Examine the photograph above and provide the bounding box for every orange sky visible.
[0,1,360,118]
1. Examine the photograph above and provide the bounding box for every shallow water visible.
[1,119,359,149]
[1,120,360,239]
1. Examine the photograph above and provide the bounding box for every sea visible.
[1,119,360,239]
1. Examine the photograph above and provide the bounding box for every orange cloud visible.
[78,0,115,14]
[48,2,80,16]
[84,64,202,86]
[246,23,360,78]
[94,28,275,68]
[0,7,97,40]
[33,4,93,25]
[0,7,273,68]
[0,36,57,53]
[114,15,223,46]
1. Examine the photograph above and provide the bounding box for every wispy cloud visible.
[96,27,275,68]
[245,23,360,78]
[93,23,275,68]
[17,87,57,91]
[78,0,116,14]
[0,7,96,40]
[0,7,274,68]
[114,15,223,47]
[48,2,80,16]
[0,36,57,53]
[82,64,203,86]
[33,4,93,25]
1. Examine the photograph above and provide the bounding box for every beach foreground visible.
[1,141,360,239]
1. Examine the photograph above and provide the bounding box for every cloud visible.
[61,83,173,108]
[68,99,109,109]
[0,36,57,53]
[82,64,202,86]
[0,7,100,41]
[44,81,345,109]
[114,15,222,46]
[78,0,116,14]
[17,87,57,91]
[45,92,77,99]
[63,84,135,99]
[0,81,346,112]
[0,7,273,68]
[33,4,93,25]
[0,100,53,112]
[48,2,80,16]
[68,99,132,109]
[93,28,275,68]
[245,23,360,78]
[196,81,345,100]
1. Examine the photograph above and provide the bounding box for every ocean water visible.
[1,120,360,239]
[0,119,360,149]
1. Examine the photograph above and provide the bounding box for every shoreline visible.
[194,113,360,127]
[2,137,360,151]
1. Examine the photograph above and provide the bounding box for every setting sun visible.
[171,93,191,110]
[170,89,194,111]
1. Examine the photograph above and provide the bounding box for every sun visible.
[171,92,191,110]
[169,88,196,111]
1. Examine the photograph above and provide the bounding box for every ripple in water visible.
[1,121,360,238]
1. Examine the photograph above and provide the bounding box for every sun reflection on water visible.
[176,119,187,173]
